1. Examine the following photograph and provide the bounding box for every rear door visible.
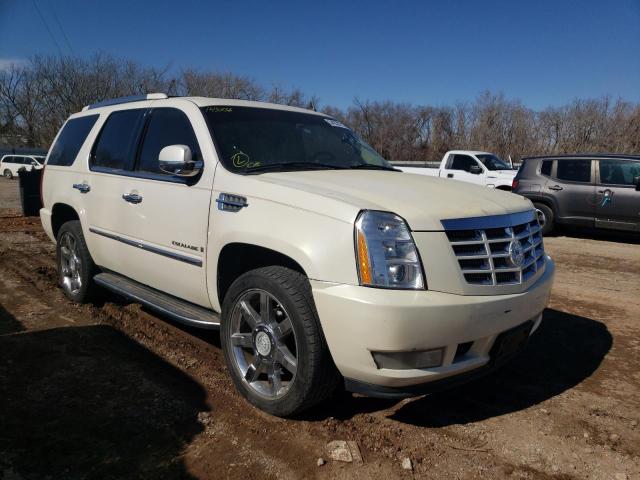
[595,158,640,231]
[547,159,596,226]
[441,153,485,185]
[83,108,148,276]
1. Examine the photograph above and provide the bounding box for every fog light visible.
[372,348,444,370]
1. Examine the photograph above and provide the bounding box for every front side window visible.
[202,106,392,173]
[599,159,640,186]
[48,115,99,167]
[555,159,591,183]
[476,154,510,171]
[91,109,145,171]
[449,154,479,172]
[137,108,201,174]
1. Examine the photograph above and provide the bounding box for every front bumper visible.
[311,256,554,390]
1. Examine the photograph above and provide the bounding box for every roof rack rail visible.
[82,93,168,111]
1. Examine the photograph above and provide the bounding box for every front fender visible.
[206,195,358,311]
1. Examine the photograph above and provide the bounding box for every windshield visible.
[202,106,392,173]
[476,154,511,171]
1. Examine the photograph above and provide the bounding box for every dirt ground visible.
[0,178,639,480]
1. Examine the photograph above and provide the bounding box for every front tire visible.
[534,203,554,236]
[221,266,340,417]
[56,220,98,303]
[3,169,12,179]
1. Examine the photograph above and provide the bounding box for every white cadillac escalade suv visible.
[40,93,555,416]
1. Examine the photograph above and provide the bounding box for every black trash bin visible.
[18,168,43,217]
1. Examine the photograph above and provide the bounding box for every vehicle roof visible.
[79,95,327,117]
[523,153,640,161]
[187,97,327,116]
[446,150,494,156]
[1,154,44,159]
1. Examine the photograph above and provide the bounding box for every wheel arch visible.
[528,195,556,214]
[216,242,308,306]
[51,203,80,239]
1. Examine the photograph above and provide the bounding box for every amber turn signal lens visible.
[356,229,372,285]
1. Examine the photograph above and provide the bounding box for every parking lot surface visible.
[0,179,639,479]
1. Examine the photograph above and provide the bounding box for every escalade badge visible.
[508,239,525,268]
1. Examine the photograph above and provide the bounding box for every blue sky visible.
[1,0,639,109]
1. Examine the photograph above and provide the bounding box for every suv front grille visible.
[444,212,544,286]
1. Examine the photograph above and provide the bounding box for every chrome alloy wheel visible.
[59,231,82,295]
[228,289,298,400]
[535,208,546,229]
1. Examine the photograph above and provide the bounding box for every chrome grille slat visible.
[445,212,546,286]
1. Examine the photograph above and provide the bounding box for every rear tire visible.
[3,169,12,179]
[56,220,98,303]
[534,203,554,236]
[221,266,340,417]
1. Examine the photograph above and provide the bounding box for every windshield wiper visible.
[348,164,400,171]
[244,162,347,174]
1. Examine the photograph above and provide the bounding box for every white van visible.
[1,155,45,179]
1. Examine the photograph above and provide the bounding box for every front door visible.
[441,153,485,185]
[546,158,596,226]
[595,158,640,231]
[115,106,214,307]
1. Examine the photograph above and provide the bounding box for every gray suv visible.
[513,154,640,235]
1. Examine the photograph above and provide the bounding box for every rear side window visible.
[137,108,200,175]
[48,115,99,166]
[449,154,478,172]
[556,159,591,183]
[540,160,552,176]
[599,159,640,186]
[91,109,145,171]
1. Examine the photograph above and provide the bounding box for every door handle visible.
[122,193,143,204]
[72,183,90,193]
[548,185,563,191]
[447,173,454,178]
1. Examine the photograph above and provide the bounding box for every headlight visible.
[354,210,425,289]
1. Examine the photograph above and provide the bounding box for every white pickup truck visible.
[40,94,554,416]
[396,150,518,190]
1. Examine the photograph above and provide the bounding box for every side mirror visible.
[634,175,640,191]
[158,145,202,177]
[469,165,483,175]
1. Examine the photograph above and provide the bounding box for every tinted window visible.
[449,154,478,172]
[91,109,145,171]
[4,157,16,164]
[476,154,510,171]
[202,106,390,173]
[540,160,552,176]
[556,159,591,183]
[48,115,99,166]
[137,109,200,174]
[599,159,640,186]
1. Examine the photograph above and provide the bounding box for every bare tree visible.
[1,54,638,158]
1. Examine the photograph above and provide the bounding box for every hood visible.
[248,170,532,231]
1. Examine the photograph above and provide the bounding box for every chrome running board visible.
[94,272,220,329]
